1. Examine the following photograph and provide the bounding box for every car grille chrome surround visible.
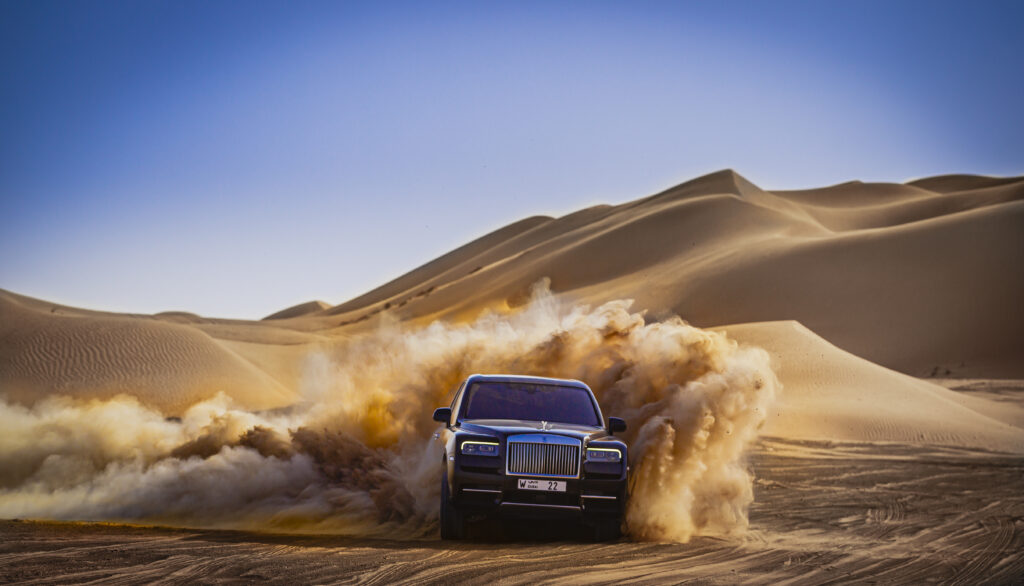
[506,433,581,478]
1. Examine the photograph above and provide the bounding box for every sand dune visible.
[325,215,554,317]
[2,170,1022,443]
[262,300,331,321]
[907,173,1024,193]
[719,321,1023,452]
[305,170,1023,377]
[3,291,1019,454]
[0,290,303,414]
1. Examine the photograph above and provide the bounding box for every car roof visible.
[463,373,591,390]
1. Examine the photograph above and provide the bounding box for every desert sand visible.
[1,170,1022,582]
[3,439,1022,584]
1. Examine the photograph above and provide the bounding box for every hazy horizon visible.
[3,0,1022,318]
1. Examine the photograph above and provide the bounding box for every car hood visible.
[459,420,618,443]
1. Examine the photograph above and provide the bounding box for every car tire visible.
[592,519,622,541]
[440,471,465,540]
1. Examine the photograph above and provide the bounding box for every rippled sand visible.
[3,439,1021,585]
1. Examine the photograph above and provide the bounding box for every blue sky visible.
[2,0,1022,318]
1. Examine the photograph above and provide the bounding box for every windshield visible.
[461,382,601,427]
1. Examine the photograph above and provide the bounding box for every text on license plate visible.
[518,479,566,492]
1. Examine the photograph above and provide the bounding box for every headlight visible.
[587,448,622,462]
[461,440,500,456]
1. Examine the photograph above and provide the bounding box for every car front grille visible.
[506,434,581,478]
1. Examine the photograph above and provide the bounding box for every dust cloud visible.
[0,286,777,542]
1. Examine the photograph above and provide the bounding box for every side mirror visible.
[433,407,452,424]
[608,417,627,435]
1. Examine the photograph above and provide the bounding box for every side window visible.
[448,382,466,426]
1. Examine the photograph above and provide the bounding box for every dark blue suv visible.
[433,374,628,540]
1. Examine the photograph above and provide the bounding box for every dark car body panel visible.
[437,374,628,526]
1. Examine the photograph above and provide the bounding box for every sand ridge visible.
[2,171,1022,447]
[291,170,1023,377]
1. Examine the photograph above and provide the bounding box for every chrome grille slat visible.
[506,434,580,478]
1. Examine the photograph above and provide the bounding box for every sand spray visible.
[0,285,777,542]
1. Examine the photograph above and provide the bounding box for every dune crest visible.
[2,170,1021,436]
[305,170,1023,378]
[263,300,330,321]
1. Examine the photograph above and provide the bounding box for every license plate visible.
[518,478,566,492]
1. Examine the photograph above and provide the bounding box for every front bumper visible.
[450,460,627,521]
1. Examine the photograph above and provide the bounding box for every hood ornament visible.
[541,421,551,430]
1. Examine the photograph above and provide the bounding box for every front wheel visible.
[592,519,623,541]
[440,471,465,540]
